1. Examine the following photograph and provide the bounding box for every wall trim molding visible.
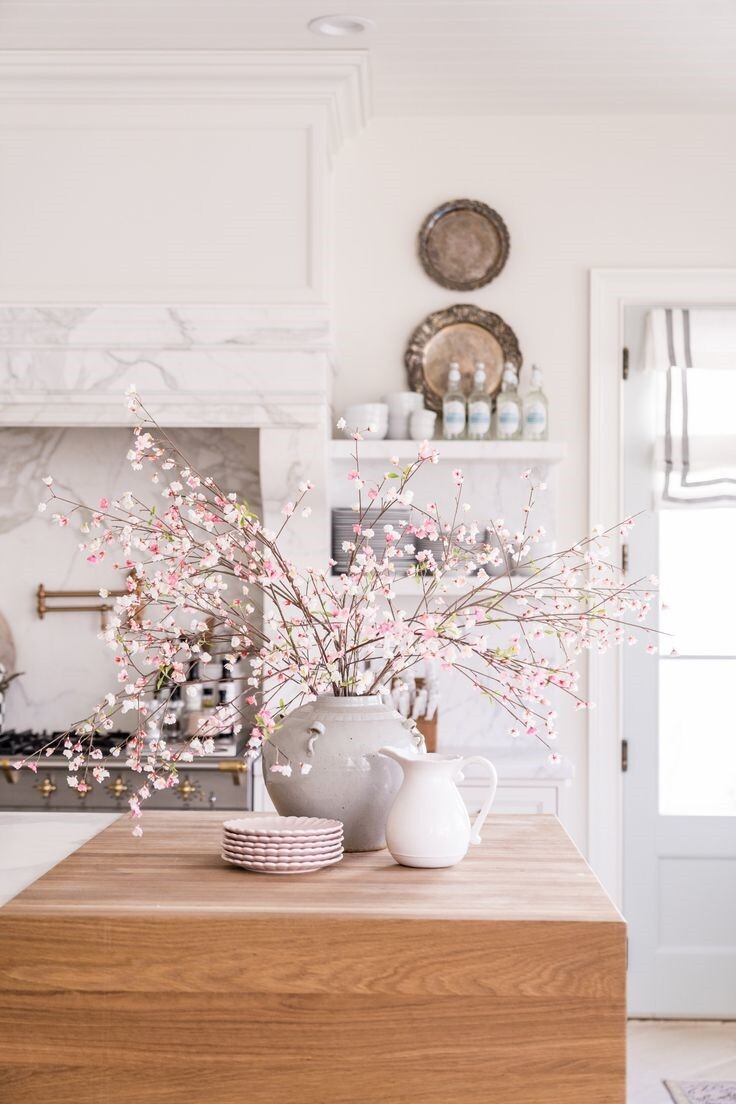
[0,50,371,156]
[588,267,736,906]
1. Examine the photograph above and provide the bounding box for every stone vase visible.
[262,695,422,852]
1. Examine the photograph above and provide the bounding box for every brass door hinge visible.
[622,346,630,380]
[621,738,629,773]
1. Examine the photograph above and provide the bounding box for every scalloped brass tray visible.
[404,304,522,414]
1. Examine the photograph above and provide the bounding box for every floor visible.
[628,1020,736,1103]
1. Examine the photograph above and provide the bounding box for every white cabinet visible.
[460,779,564,816]
[457,748,573,819]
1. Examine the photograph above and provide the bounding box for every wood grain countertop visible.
[0,812,626,1104]
[1,810,621,923]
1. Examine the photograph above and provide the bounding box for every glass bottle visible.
[467,362,492,440]
[522,364,549,441]
[494,363,522,441]
[442,361,466,440]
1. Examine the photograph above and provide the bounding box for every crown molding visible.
[0,50,372,155]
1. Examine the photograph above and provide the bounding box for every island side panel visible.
[0,914,626,1104]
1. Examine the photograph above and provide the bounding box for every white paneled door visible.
[622,305,736,1017]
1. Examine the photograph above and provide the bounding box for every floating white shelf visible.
[328,439,566,462]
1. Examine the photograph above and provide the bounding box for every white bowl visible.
[343,405,389,438]
[410,410,437,440]
[387,421,410,440]
[344,403,388,417]
[384,392,424,413]
[343,425,388,439]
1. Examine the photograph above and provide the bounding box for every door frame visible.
[588,268,736,906]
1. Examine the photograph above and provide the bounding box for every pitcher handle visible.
[460,756,498,845]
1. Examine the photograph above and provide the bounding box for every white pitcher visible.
[378,746,498,868]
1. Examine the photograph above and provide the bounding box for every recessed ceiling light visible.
[308,14,374,37]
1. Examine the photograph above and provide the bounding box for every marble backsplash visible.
[0,304,565,763]
[0,426,261,732]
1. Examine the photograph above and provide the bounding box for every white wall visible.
[0,101,324,304]
[333,114,736,848]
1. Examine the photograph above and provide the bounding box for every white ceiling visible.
[1,0,735,115]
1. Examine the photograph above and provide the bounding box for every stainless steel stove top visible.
[0,729,253,812]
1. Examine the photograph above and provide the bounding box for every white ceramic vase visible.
[262,695,422,852]
[378,747,498,868]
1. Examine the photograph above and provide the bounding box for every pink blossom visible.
[25,387,654,829]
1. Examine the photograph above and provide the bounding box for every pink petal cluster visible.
[28,395,655,829]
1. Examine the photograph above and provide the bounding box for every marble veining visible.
[0,426,261,732]
[0,305,332,434]
[0,304,567,773]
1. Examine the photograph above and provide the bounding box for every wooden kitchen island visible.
[0,812,625,1104]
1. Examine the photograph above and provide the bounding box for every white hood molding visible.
[0,50,371,161]
[0,303,332,564]
[0,52,369,559]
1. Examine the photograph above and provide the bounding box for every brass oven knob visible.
[106,775,129,801]
[1,760,19,785]
[36,776,57,800]
[217,761,248,786]
[176,775,201,806]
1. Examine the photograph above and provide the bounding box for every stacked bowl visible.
[409,408,437,441]
[384,392,424,439]
[221,816,344,874]
[342,403,388,439]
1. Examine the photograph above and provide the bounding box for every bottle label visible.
[524,401,547,434]
[497,401,520,437]
[443,400,466,436]
[468,400,491,436]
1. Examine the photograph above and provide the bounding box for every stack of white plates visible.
[331,507,412,575]
[221,816,344,874]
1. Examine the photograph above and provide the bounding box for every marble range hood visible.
[0,304,332,566]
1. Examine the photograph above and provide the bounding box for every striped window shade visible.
[645,308,736,505]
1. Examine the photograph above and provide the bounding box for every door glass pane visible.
[659,509,736,655]
[659,658,736,816]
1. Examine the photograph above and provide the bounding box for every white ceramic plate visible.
[223,825,343,840]
[223,816,343,837]
[221,830,346,843]
[221,843,346,861]
[222,840,343,856]
[221,852,343,874]
[223,851,344,869]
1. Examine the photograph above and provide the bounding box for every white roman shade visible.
[646,308,736,505]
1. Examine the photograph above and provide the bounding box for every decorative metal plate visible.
[404,304,522,414]
[418,199,510,290]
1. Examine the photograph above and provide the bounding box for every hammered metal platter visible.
[418,199,510,290]
[404,304,522,414]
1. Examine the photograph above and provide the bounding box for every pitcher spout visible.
[378,745,419,766]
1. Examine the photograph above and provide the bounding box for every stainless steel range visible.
[0,730,254,812]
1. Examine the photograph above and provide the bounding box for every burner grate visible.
[0,730,133,758]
